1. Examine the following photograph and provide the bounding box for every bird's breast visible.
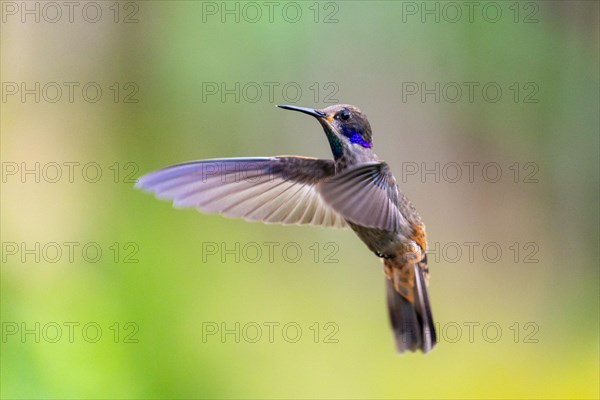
[347,222,408,258]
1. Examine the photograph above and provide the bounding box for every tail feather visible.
[386,265,436,353]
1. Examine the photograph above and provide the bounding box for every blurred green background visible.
[1,1,598,399]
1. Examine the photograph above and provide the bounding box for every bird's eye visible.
[338,109,351,121]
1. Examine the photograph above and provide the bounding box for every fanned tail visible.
[385,259,436,353]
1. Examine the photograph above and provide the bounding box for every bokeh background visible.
[1,1,598,398]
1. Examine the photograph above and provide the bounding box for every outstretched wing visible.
[136,157,347,227]
[317,161,405,232]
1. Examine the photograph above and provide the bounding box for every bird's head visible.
[277,104,373,160]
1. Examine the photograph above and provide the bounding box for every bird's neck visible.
[326,132,378,172]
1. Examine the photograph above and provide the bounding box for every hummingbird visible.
[136,104,437,353]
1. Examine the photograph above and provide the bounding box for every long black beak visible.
[277,104,325,118]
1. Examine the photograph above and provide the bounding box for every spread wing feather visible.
[136,157,347,227]
[317,161,405,232]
